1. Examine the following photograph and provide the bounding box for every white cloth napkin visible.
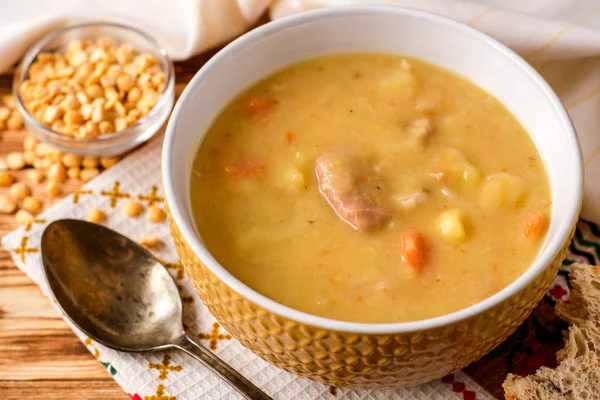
[0,0,271,72]
[0,135,493,400]
[3,0,599,221]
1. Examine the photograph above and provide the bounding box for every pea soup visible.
[190,54,550,323]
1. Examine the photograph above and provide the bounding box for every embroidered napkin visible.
[2,135,499,399]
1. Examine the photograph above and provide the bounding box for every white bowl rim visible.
[162,5,583,334]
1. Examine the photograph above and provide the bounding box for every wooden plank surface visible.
[0,52,215,399]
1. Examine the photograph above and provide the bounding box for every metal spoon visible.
[41,219,272,400]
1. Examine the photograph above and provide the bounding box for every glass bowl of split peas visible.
[13,22,175,156]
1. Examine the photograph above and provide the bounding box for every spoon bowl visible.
[42,219,183,350]
[41,219,271,400]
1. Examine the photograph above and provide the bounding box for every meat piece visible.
[406,117,433,141]
[393,191,428,211]
[315,150,389,232]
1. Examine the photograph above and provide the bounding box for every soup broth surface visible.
[191,54,550,323]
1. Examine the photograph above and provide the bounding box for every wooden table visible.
[0,53,214,400]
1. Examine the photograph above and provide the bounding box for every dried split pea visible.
[15,209,34,226]
[45,181,62,197]
[35,143,54,157]
[0,194,17,214]
[6,152,25,170]
[6,112,23,130]
[22,196,43,213]
[33,158,45,170]
[48,163,67,183]
[98,121,114,134]
[27,169,45,184]
[23,151,36,165]
[87,208,106,223]
[139,233,160,248]
[80,168,99,182]
[67,167,80,179]
[0,171,15,187]
[123,200,143,217]
[40,157,53,170]
[100,156,119,169]
[2,95,15,109]
[82,156,99,169]
[10,182,31,201]
[23,135,39,151]
[146,205,166,223]
[0,106,10,121]
[62,153,81,168]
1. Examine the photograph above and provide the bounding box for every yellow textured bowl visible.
[162,7,583,387]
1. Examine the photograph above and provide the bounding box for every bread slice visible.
[503,264,600,400]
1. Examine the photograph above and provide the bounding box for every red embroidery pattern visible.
[441,374,477,400]
[548,284,568,302]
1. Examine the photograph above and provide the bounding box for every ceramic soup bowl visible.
[162,6,582,387]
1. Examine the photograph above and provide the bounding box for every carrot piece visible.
[224,158,265,180]
[522,210,546,239]
[285,132,296,146]
[246,98,276,116]
[400,230,426,271]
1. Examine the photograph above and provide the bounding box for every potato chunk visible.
[480,173,526,210]
[378,68,418,100]
[434,147,480,185]
[438,209,467,243]
[406,118,433,143]
[278,165,306,193]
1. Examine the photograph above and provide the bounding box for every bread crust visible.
[503,264,600,400]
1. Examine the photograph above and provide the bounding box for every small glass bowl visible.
[13,22,175,156]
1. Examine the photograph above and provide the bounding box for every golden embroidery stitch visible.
[566,87,600,109]
[139,185,164,206]
[148,354,183,380]
[176,284,194,303]
[84,337,101,359]
[198,323,232,350]
[83,337,117,376]
[144,384,177,400]
[25,218,46,232]
[527,6,600,60]
[101,181,131,207]
[13,236,38,263]
[467,7,495,26]
[72,189,93,204]
[584,142,600,168]
[166,261,184,280]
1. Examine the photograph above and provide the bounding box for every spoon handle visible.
[176,335,273,400]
